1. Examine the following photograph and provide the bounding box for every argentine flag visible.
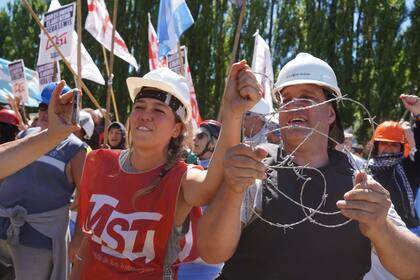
[157,0,194,57]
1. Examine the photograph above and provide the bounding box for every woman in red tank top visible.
[70,61,262,280]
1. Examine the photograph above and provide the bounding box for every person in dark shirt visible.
[369,95,420,232]
[198,53,420,280]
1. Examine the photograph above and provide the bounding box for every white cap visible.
[126,68,192,122]
[79,111,94,140]
[249,99,271,115]
[274,53,341,97]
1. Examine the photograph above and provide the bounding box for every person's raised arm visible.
[0,80,80,179]
[181,61,262,208]
[401,95,420,159]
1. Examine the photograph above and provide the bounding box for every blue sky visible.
[0,0,12,9]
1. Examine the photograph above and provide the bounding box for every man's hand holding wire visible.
[337,172,392,239]
[223,144,268,194]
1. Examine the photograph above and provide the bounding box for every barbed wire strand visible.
[244,95,376,229]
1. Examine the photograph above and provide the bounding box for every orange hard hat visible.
[373,121,405,144]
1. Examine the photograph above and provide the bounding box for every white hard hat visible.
[274,53,341,97]
[79,111,94,140]
[126,68,192,122]
[249,99,270,115]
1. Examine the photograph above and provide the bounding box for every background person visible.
[0,109,19,144]
[0,81,86,280]
[73,111,94,146]
[106,121,126,149]
[190,120,221,168]
[368,97,420,232]
[0,81,80,180]
[242,99,271,145]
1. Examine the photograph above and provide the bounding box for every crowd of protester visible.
[0,54,419,280]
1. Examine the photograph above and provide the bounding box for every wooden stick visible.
[20,102,28,125]
[102,46,120,123]
[21,0,103,113]
[217,0,247,121]
[102,46,110,76]
[228,1,247,73]
[103,0,119,146]
[52,60,58,82]
[76,0,82,90]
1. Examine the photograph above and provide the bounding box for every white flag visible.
[251,33,274,112]
[70,32,105,85]
[37,0,105,85]
[85,0,138,70]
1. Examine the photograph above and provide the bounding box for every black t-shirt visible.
[219,149,371,280]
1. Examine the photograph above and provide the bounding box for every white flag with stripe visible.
[251,33,274,112]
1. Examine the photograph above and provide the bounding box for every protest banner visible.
[167,48,186,75]
[8,59,28,103]
[23,0,104,113]
[168,46,202,126]
[36,61,61,90]
[38,2,76,65]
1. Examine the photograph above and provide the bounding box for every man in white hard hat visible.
[198,53,420,279]
[242,99,271,145]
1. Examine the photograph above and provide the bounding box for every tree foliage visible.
[0,0,419,143]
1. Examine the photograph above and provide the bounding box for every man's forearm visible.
[198,183,244,264]
[0,129,66,179]
[371,219,420,279]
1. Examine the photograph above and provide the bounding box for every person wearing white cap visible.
[242,99,271,145]
[198,53,420,280]
[73,111,95,144]
[70,61,262,280]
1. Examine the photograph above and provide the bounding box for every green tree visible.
[0,0,417,145]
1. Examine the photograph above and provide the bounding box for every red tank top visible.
[78,149,199,279]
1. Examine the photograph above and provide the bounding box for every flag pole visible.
[103,0,119,147]
[21,0,103,113]
[217,0,247,121]
[76,0,82,91]
[20,100,28,125]
[52,60,58,82]
[228,0,247,73]
[102,46,120,122]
